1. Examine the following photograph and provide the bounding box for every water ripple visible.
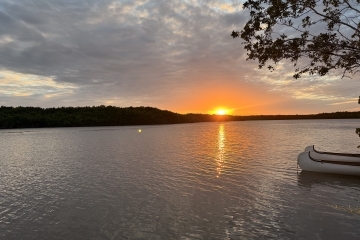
[1,120,360,239]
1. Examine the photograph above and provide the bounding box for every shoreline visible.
[1,105,360,129]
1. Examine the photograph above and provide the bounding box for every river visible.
[1,119,360,239]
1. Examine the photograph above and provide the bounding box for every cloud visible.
[0,0,358,114]
[0,70,77,96]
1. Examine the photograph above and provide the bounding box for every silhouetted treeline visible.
[0,105,360,129]
[239,111,360,121]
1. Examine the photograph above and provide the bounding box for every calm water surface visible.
[1,119,360,239]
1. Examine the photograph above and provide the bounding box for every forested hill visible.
[0,106,360,129]
[0,106,226,129]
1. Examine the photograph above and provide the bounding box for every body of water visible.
[1,119,360,239]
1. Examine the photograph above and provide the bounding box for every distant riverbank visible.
[1,105,360,129]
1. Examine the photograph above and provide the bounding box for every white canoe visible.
[297,151,360,176]
[304,145,360,162]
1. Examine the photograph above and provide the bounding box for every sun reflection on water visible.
[216,124,225,177]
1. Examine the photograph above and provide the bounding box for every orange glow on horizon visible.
[157,77,294,116]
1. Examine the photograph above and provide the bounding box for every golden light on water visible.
[216,124,225,178]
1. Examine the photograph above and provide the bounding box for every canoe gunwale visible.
[312,145,360,157]
[308,151,360,166]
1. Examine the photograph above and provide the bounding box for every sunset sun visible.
[215,109,228,115]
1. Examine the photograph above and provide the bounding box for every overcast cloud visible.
[0,0,359,115]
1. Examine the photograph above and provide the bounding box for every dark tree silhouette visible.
[0,106,233,129]
[1,106,360,129]
[232,0,360,78]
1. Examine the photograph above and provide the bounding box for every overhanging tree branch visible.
[232,0,360,78]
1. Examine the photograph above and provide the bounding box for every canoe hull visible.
[297,152,360,176]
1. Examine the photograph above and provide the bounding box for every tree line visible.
[0,105,360,129]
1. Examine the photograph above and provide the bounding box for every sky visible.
[0,0,359,115]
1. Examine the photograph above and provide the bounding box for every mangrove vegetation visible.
[1,105,360,129]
